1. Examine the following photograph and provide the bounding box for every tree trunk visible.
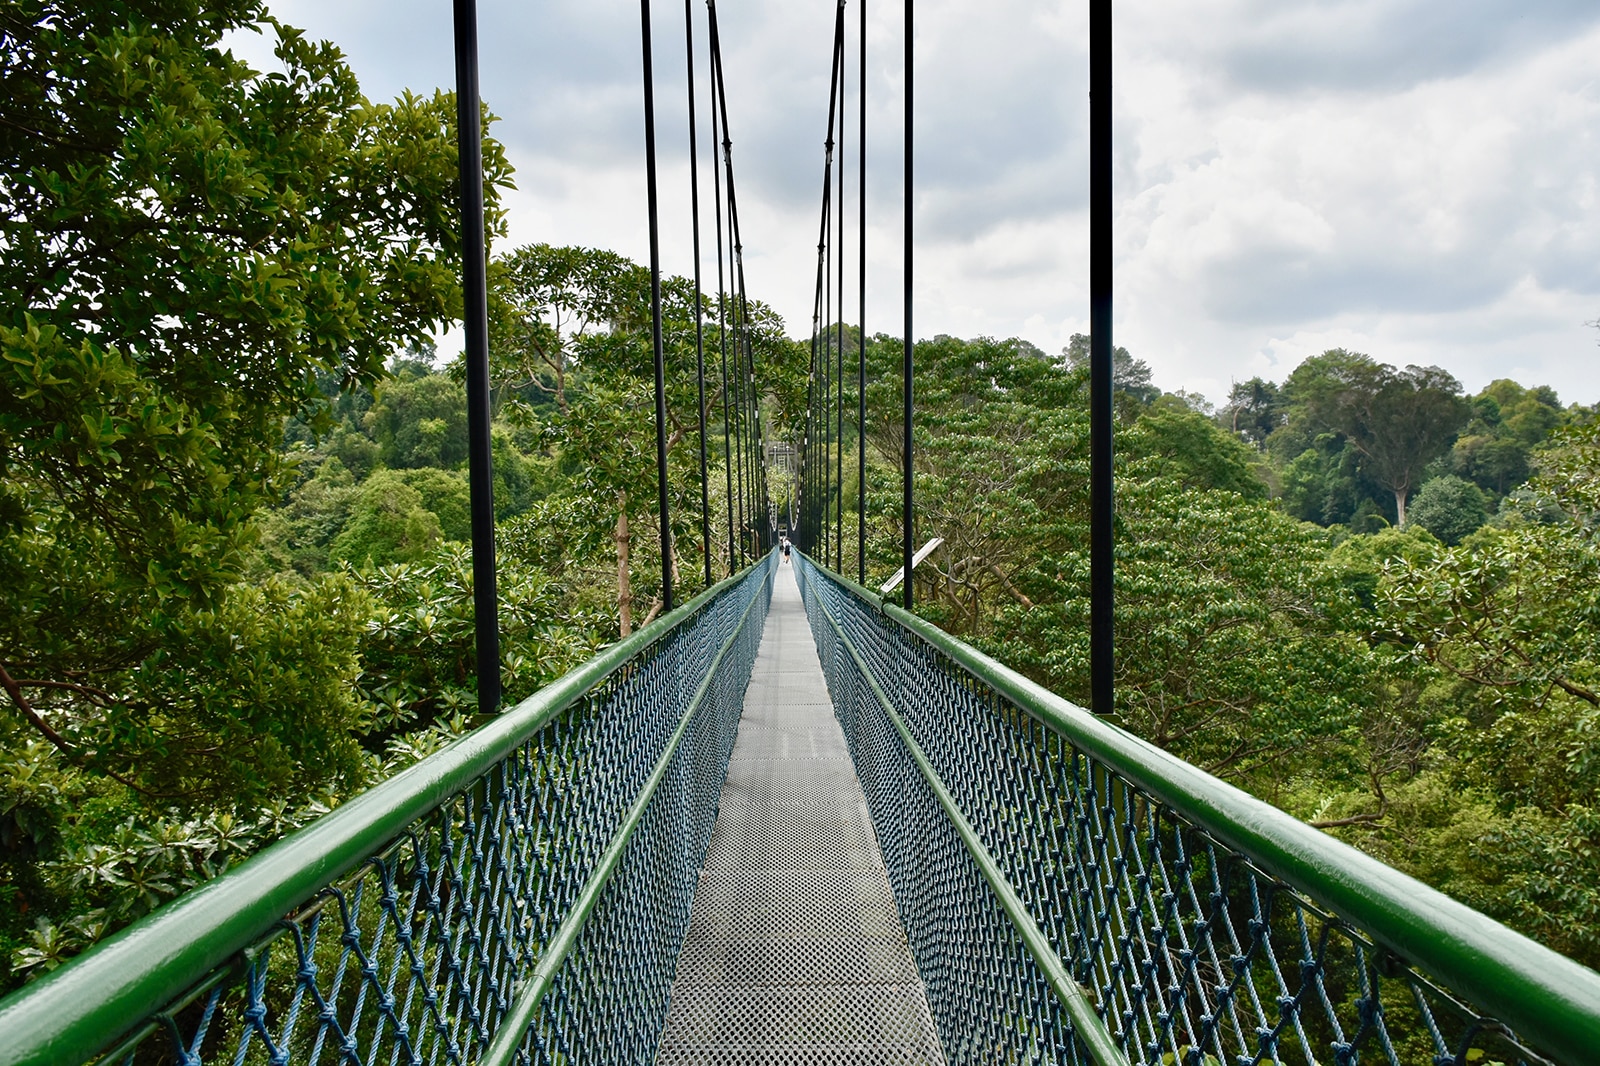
[616,494,633,636]
[1394,487,1408,528]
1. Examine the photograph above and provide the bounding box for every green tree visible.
[991,481,1377,788]
[1275,432,1377,528]
[1,0,507,798]
[1280,351,1469,526]
[249,457,361,577]
[1342,425,1600,964]
[352,542,609,741]
[366,371,471,470]
[1124,402,1268,499]
[490,245,805,631]
[1407,475,1488,545]
[1219,376,1283,446]
[489,244,640,415]
[1451,433,1530,497]
[328,470,445,567]
[1061,332,1160,409]
[1447,380,1565,501]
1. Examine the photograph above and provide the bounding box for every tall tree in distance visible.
[1282,351,1468,527]
[1220,376,1283,446]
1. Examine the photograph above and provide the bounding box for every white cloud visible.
[235,0,1600,405]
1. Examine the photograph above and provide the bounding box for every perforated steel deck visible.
[657,563,945,1065]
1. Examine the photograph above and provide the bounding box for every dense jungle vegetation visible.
[4,0,1599,993]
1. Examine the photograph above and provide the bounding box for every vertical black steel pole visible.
[641,0,674,611]
[1089,0,1114,714]
[836,23,846,573]
[452,0,500,713]
[857,0,867,584]
[822,196,831,567]
[710,38,734,575]
[686,0,711,587]
[901,0,914,610]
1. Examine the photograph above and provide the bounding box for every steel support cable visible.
[835,10,846,572]
[707,2,768,554]
[451,0,501,713]
[825,188,838,563]
[704,9,745,564]
[710,10,743,544]
[478,558,774,1066]
[724,150,747,564]
[1089,0,1113,713]
[708,10,755,558]
[901,0,914,610]
[685,0,711,587]
[737,264,757,556]
[709,41,735,576]
[799,556,1128,1066]
[741,264,763,549]
[810,195,829,554]
[640,0,674,612]
[814,5,845,565]
[806,208,828,551]
[857,0,867,583]
[726,162,749,555]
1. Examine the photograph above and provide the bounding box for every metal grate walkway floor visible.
[657,562,945,1065]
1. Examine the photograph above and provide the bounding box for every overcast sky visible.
[229,0,1600,406]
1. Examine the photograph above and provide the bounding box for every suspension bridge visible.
[5,1,1600,1064]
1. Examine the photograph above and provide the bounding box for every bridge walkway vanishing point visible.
[658,560,945,1064]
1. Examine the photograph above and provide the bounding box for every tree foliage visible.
[1,0,510,805]
[0,0,516,985]
[1279,351,1468,526]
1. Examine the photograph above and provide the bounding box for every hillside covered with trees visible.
[4,0,1599,995]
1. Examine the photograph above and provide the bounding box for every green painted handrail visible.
[807,555,1600,1066]
[478,556,771,1066]
[0,561,767,1066]
[803,569,1128,1066]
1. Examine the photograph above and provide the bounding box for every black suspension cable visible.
[685,0,711,588]
[710,18,745,567]
[1090,0,1114,714]
[901,0,913,610]
[729,183,746,564]
[709,31,734,576]
[823,182,832,566]
[707,0,769,557]
[803,346,816,549]
[857,0,867,583]
[451,0,501,712]
[708,6,750,559]
[835,7,846,571]
[731,194,748,561]
[807,201,827,552]
[738,246,758,556]
[732,213,761,556]
[818,4,845,569]
[639,0,674,611]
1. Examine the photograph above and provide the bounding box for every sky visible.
[226,0,1600,407]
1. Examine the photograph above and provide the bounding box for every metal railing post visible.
[452,0,501,713]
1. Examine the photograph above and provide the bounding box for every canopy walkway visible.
[5,552,1600,1066]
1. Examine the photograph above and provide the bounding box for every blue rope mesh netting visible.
[794,555,1547,1066]
[104,561,772,1066]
